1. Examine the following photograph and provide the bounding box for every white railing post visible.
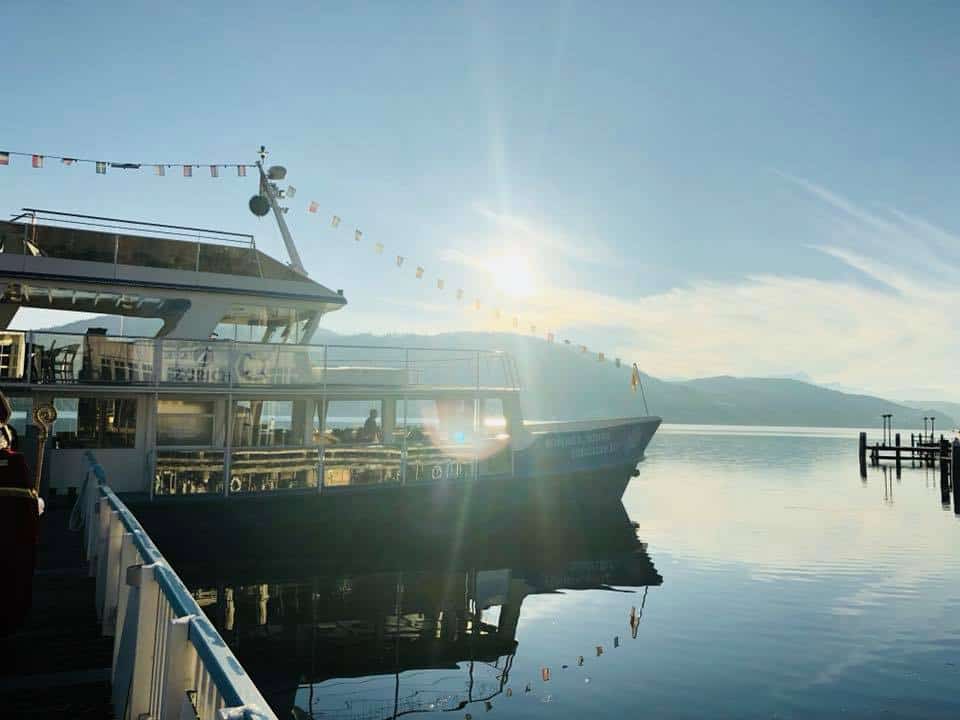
[94,497,111,618]
[102,510,124,636]
[112,532,139,667]
[85,477,99,565]
[160,615,198,720]
[115,562,162,720]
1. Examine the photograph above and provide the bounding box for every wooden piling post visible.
[858,432,867,475]
[952,440,960,515]
[895,433,901,473]
[940,439,950,487]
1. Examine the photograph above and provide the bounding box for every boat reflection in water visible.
[177,501,663,719]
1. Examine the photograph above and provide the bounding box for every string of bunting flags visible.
[434,599,649,717]
[0,145,649,405]
[318,596,650,718]
[309,197,650,405]
[0,149,254,177]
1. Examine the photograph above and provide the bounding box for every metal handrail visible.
[4,330,522,391]
[78,451,277,720]
[10,329,511,357]
[19,208,255,245]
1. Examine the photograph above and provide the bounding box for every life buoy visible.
[230,476,242,493]
[431,465,443,480]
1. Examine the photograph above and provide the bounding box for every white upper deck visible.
[0,209,346,339]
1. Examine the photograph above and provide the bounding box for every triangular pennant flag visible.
[614,635,620,648]
[456,289,464,300]
[32,155,43,168]
[354,229,362,242]
[577,656,584,666]
[308,201,319,213]
[183,165,192,177]
[210,165,219,178]
[61,158,76,166]
[374,242,384,254]
[396,255,404,267]
[331,215,341,228]
[415,266,424,279]
[437,279,444,290]
[237,165,247,177]
[0,152,8,166]
[96,161,107,174]
[596,646,604,656]
[541,668,550,682]
[287,185,296,198]
[155,164,165,176]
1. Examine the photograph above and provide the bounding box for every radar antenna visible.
[254,145,307,277]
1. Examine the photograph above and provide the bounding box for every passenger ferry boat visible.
[0,165,659,522]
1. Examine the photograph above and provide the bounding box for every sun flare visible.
[489,252,538,299]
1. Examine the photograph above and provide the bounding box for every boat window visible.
[322,400,401,487]
[3,395,32,436]
[154,449,224,495]
[479,398,511,476]
[401,398,477,484]
[53,397,137,449]
[157,399,216,446]
[323,400,383,444]
[231,399,300,447]
[481,399,507,436]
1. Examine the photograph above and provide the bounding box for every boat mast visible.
[256,147,307,277]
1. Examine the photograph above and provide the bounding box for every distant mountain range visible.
[41,316,955,430]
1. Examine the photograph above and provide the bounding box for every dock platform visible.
[0,495,113,719]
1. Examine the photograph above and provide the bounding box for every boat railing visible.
[75,451,277,720]
[0,330,520,391]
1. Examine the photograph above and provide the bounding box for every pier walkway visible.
[1,497,113,718]
[1,454,278,720]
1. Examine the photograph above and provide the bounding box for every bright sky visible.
[2,2,959,399]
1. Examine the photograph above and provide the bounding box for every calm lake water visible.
[188,425,960,719]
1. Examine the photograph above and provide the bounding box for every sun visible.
[489,252,538,299]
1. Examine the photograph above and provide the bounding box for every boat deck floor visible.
[0,496,114,719]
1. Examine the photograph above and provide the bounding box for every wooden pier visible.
[858,420,960,514]
[858,431,950,471]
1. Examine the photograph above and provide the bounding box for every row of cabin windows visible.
[45,397,507,449]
